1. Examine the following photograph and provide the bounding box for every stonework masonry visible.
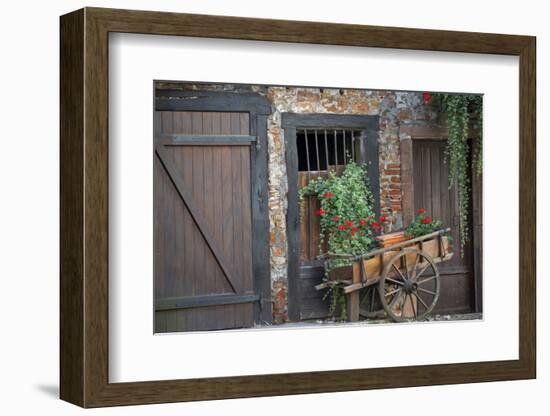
[157,82,439,324]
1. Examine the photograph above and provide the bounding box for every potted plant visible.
[404,208,453,257]
[404,208,443,238]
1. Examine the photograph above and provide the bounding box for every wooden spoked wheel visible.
[378,248,440,322]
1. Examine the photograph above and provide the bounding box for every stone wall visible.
[263,87,438,323]
[156,82,439,324]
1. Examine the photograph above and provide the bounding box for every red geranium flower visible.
[417,207,426,214]
[351,227,359,237]
[359,218,368,226]
[379,215,387,223]
[338,224,347,231]
[316,208,327,216]
[371,221,381,229]
[345,220,354,227]
[421,215,432,224]
[422,92,433,104]
[323,191,333,198]
[332,215,341,222]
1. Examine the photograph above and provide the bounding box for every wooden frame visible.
[282,113,380,321]
[60,7,536,408]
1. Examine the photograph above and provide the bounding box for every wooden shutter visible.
[154,111,258,332]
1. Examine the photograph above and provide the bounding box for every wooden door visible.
[281,115,381,322]
[154,111,258,332]
[413,140,475,314]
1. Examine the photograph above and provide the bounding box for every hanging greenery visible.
[299,162,380,320]
[423,92,482,252]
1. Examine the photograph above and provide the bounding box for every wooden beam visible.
[160,134,256,146]
[284,126,301,322]
[347,262,361,321]
[282,113,376,129]
[156,294,260,311]
[251,114,273,324]
[155,90,272,114]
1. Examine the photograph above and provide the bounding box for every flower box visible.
[378,231,408,248]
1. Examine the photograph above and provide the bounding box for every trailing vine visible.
[424,93,482,252]
[323,285,347,321]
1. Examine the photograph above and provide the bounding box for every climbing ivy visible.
[425,93,482,252]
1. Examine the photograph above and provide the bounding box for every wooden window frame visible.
[283,113,380,321]
[60,7,535,407]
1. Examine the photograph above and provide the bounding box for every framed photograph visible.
[60,7,536,408]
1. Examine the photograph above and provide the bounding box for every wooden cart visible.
[315,228,453,322]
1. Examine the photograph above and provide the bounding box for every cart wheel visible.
[359,286,381,318]
[378,248,440,322]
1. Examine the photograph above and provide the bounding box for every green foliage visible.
[427,93,482,253]
[299,161,379,260]
[322,285,347,321]
[300,162,379,320]
[404,208,443,238]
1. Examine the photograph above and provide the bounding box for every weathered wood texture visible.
[297,168,344,320]
[60,8,84,406]
[412,139,475,314]
[298,169,344,263]
[156,90,272,113]
[155,111,255,332]
[326,233,452,293]
[283,114,379,321]
[60,7,535,408]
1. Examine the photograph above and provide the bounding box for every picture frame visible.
[60,7,536,408]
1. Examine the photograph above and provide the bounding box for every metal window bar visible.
[304,128,311,179]
[324,129,330,171]
[314,130,320,176]
[343,130,347,166]
[351,134,355,160]
[334,129,338,167]
[297,128,362,172]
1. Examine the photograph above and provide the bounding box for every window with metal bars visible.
[296,129,363,171]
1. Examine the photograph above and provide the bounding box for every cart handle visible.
[316,252,355,260]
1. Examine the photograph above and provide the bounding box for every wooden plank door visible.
[154,111,257,332]
[413,140,475,314]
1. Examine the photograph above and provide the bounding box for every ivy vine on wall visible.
[423,92,483,252]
